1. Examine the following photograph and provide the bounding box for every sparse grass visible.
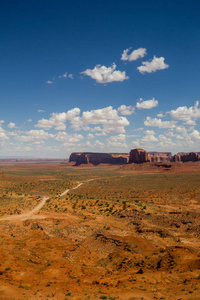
[0,161,200,300]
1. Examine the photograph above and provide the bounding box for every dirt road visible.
[0,181,85,221]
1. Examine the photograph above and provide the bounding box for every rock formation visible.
[148,152,171,163]
[148,152,172,157]
[129,149,150,164]
[69,150,200,166]
[69,152,129,166]
[171,152,200,162]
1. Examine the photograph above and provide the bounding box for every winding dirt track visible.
[0,181,86,221]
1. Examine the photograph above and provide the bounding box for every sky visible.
[0,0,200,158]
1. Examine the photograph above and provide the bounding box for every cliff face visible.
[69,152,129,166]
[129,149,150,164]
[171,152,200,162]
[69,150,200,166]
[148,152,172,163]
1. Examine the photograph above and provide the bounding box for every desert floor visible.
[0,161,200,300]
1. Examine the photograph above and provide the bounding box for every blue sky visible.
[1,0,200,158]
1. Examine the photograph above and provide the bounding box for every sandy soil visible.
[0,161,200,299]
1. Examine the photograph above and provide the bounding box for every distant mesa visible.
[129,149,172,164]
[69,152,129,166]
[129,148,150,164]
[171,152,200,162]
[69,149,200,166]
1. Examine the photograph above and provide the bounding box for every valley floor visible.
[0,161,200,299]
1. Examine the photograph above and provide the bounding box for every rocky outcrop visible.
[148,152,171,163]
[171,152,200,162]
[129,149,150,164]
[148,152,172,157]
[171,154,181,162]
[69,150,200,166]
[69,152,129,166]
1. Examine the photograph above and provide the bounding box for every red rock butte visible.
[69,149,200,165]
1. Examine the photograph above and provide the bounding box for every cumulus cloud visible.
[107,134,126,143]
[118,105,135,115]
[170,101,200,122]
[55,132,83,143]
[37,110,45,113]
[185,120,196,125]
[15,130,54,142]
[35,106,129,134]
[35,108,80,130]
[106,134,127,148]
[71,106,130,134]
[46,81,53,84]
[144,116,177,128]
[95,132,107,136]
[121,47,147,61]
[90,126,102,132]
[81,63,129,84]
[94,140,104,147]
[136,98,158,109]
[0,125,9,140]
[87,133,94,139]
[157,113,164,118]
[137,56,169,74]
[8,122,16,129]
[175,126,188,134]
[142,130,158,142]
[190,129,200,140]
[58,72,73,79]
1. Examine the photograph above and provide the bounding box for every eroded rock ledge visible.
[69,152,129,166]
[69,149,200,165]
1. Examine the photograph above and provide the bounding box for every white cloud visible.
[170,101,200,122]
[107,134,126,143]
[87,133,94,139]
[55,132,83,143]
[157,113,164,118]
[95,132,107,136]
[165,131,174,137]
[185,120,196,125]
[27,119,32,122]
[136,98,158,109]
[121,47,147,61]
[8,122,16,129]
[35,108,80,130]
[144,116,177,128]
[106,134,127,149]
[71,106,130,134]
[190,129,200,140]
[37,110,45,113]
[15,130,54,142]
[137,56,169,74]
[81,63,129,84]
[175,125,188,134]
[35,106,129,134]
[90,126,102,132]
[0,131,9,140]
[58,72,73,79]
[94,140,104,147]
[142,130,158,142]
[46,81,53,84]
[158,134,173,143]
[118,105,135,115]
[0,125,9,140]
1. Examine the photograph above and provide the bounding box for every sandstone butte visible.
[69,149,200,166]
